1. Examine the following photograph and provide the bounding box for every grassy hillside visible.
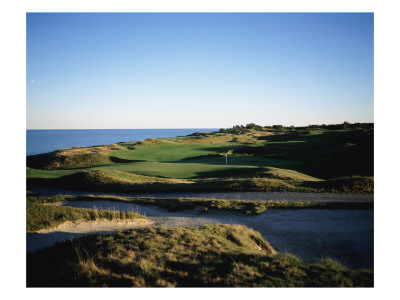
[116,142,260,162]
[261,129,374,178]
[27,199,144,232]
[27,144,124,170]
[27,126,373,193]
[27,224,373,287]
[28,195,373,217]
[28,168,373,194]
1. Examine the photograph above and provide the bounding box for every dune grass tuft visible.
[26,200,144,232]
[27,144,124,170]
[28,194,373,217]
[27,224,373,287]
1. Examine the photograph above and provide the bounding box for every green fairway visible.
[180,155,302,167]
[27,125,373,192]
[27,168,80,179]
[112,142,261,162]
[26,162,261,180]
[97,161,260,179]
[27,155,304,179]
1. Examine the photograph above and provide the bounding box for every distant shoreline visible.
[27,128,218,156]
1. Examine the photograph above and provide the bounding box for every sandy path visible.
[28,186,373,202]
[27,201,374,269]
[34,216,219,235]
[27,218,154,253]
[26,216,221,254]
[37,218,152,234]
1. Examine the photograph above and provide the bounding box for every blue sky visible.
[26,13,373,129]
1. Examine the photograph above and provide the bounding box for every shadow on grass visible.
[190,167,261,179]
[109,156,146,164]
[160,130,373,179]
[27,235,374,287]
[263,130,374,179]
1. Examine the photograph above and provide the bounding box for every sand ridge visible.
[37,218,152,234]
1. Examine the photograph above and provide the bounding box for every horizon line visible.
[26,121,374,130]
[26,128,222,130]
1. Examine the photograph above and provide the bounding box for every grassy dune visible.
[28,168,374,194]
[160,130,271,144]
[26,126,374,288]
[27,144,124,170]
[28,195,373,216]
[27,224,373,287]
[27,127,374,193]
[28,194,270,215]
[26,200,145,232]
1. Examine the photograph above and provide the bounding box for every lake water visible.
[26,129,218,156]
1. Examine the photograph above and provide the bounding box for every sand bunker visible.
[37,218,152,234]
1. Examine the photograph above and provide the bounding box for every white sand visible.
[37,218,152,234]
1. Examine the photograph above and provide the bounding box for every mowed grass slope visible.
[27,156,301,179]
[114,142,260,162]
[27,141,269,179]
[28,168,373,194]
[27,224,373,287]
[27,128,374,193]
[263,129,374,179]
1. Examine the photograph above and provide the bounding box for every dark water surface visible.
[27,129,218,156]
